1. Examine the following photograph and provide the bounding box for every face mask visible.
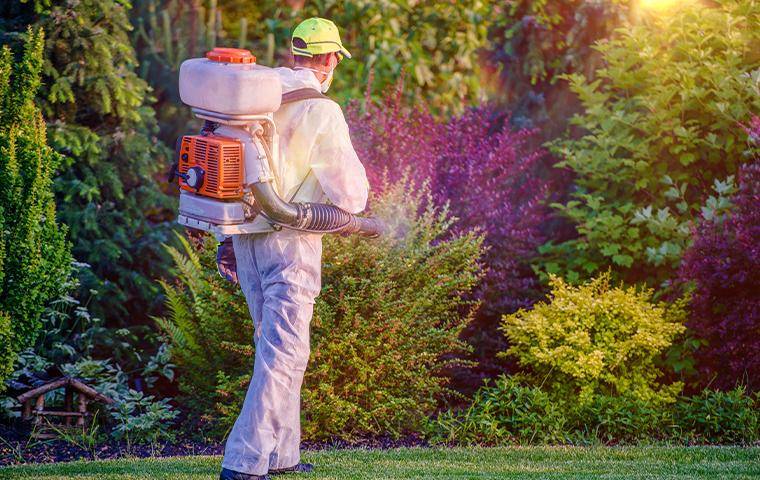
[295,64,335,93]
[320,68,334,93]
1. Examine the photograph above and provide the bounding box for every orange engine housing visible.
[178,134,244,199]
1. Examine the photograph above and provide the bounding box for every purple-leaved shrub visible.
[348,85,551,317]
[679,117,760,391]
[347,84,553,387]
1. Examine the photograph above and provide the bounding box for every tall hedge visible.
[0,28,71,387]
[0,0,175,325]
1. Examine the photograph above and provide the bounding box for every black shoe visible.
[269,463,314,475]
[220,467,271,480]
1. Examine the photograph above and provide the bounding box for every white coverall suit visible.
[221,67,369,476]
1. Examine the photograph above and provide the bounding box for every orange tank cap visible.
[206,48,256,64]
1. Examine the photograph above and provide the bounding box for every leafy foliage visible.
[501,273,686,406]
[348,90,551,317]
[109,389,177,445]
[304,0,489,112]
[679,148,760,391]
[0,0,176,325]
[1,269,177,443]
[537,0,760,285]
[0,28,71,388]
[674,387,759,444]
[131,0,489,149]
[484,0,631,135]
[157,180,484,439]
[155,232,252,411]
[428,375,569,445]
[347,87,553,390]
[428,375,759,445]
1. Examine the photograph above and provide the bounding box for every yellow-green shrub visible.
[501,273,685,405]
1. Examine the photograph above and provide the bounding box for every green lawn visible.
[1,446,758,479]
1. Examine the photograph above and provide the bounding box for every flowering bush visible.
[501,273,686,406]
[679,123,760,391]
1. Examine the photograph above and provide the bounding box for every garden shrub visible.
[501,273,686,406]
[673,387,759,444]
[1,270,177,443]
[428,376,760,445]
[428,376,670,445]
[538,0,760,285]
[349,93,551,318]
[0,314,12,389]
[570,392,671,444]
[428,375,569,445]
[679,149,760,391]
[1,0,176,325]
[158,179,484,439]
[109,389,178,445]
[59,357,177,445]
[0,28,72,388]
[347,88,553,388]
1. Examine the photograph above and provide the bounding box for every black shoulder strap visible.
[281,88,329,105]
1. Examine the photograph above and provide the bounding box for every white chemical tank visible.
[179,48,282,115]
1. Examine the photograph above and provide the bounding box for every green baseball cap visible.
[291,17,352,60]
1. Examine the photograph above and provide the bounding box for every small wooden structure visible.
[16,376,114,439]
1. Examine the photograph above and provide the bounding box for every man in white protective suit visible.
[219,17,369,480]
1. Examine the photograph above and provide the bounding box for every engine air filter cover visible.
[178,134,244,199]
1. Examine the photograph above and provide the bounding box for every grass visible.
[1,446,759,479]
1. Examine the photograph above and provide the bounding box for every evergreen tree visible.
[0,1,176,325]
[0,28,71,387]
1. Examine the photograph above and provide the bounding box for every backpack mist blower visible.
[170,48,385,246]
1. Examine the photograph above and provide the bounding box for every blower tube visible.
[248,133,385,238]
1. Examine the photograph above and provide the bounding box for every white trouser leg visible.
[222,230,322,476]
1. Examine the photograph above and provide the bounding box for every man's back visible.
[272,67,368,214]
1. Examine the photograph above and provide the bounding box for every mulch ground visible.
[0,424,428,466]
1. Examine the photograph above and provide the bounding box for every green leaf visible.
[612,254,634,267]
[679,153,697,166]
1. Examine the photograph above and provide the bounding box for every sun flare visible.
[639,0,687,11]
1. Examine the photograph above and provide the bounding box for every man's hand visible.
[216,236,239,285]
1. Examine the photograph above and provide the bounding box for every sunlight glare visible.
[639,0,687,11]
